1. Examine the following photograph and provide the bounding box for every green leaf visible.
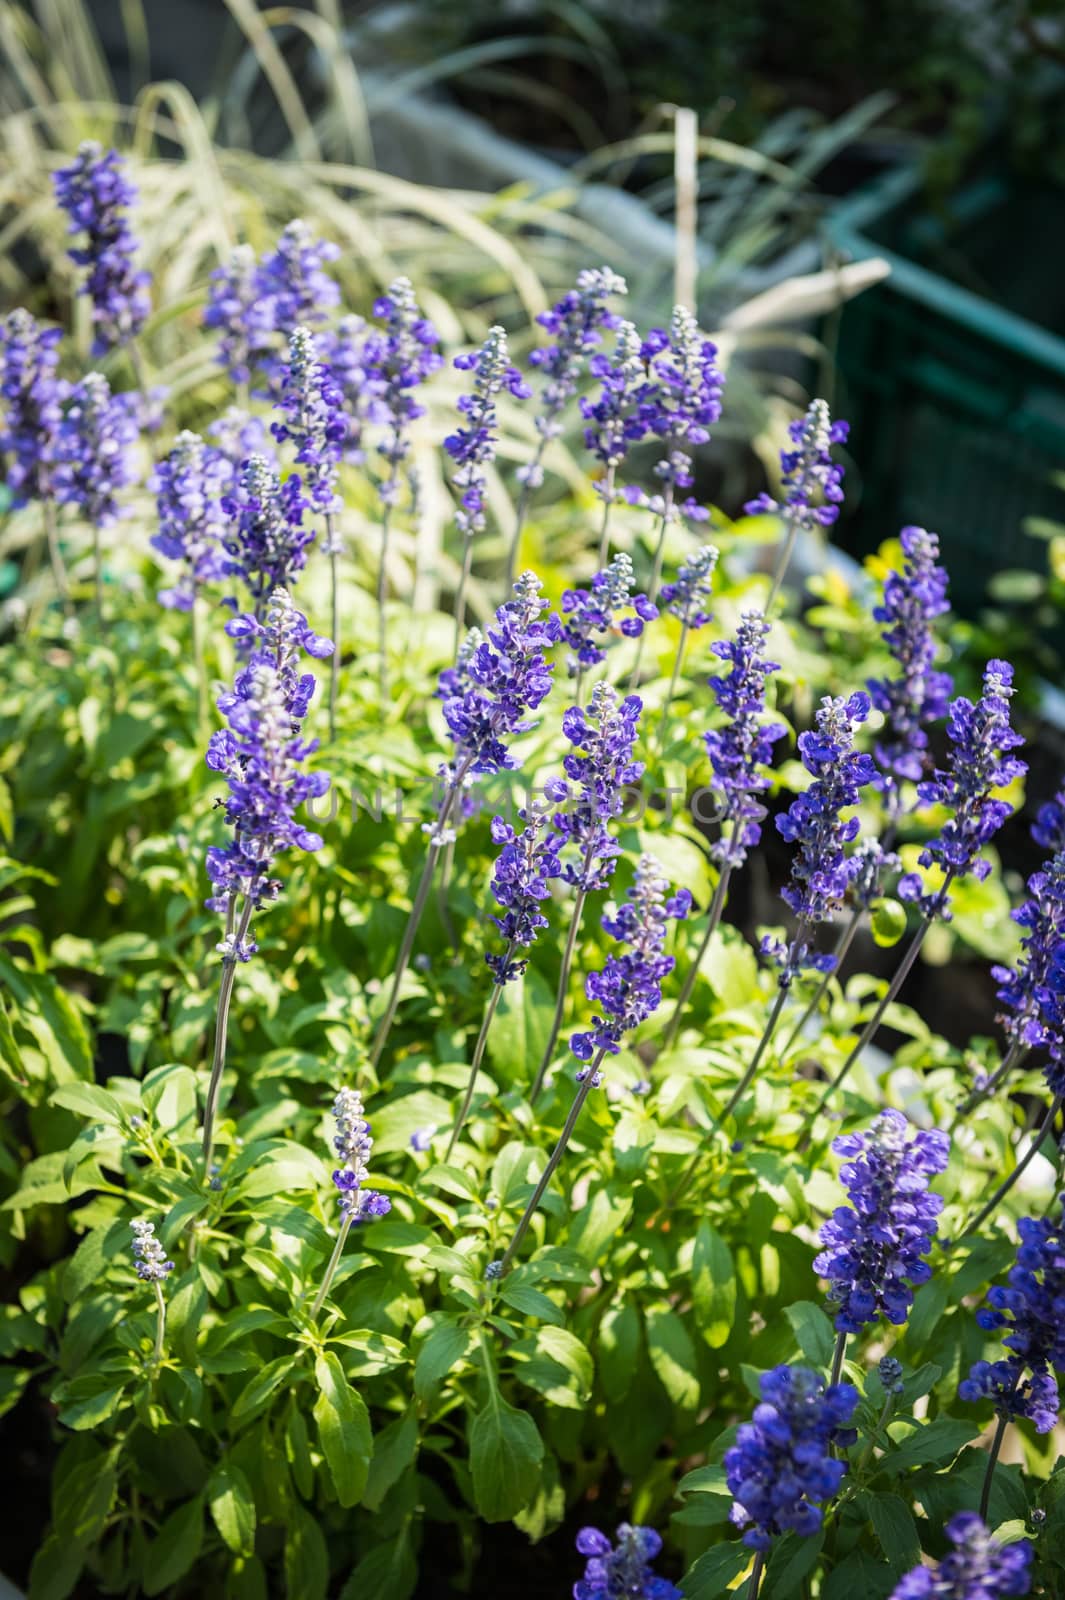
[599,1300,641,1404]
[509,1326,593,1408]
[62,1220,127,1303]
[314,1351,372,1508]
[784,1301,836,1368]
[414,1320,475,1402]
[763,1529,824,1596]
[487,964,554,1084]
[284,1505,329,1600]
[820,1548,895,1600]
[369,1090,453,1155]
[28,1534,84,1600]
[680,1541,751,1599]
[645,1306,700,1411]
[141,1063,198,1132]
[862,1492,921,1575]
[340,1534,418,1600]
[470,1391,544,1521]
[881,1417,980,1475]
[692,1221,736,1349]
[500,1283,565,1326]
[231,1357,299,1427]
[363,1406,419,1511]
[418,1162,480,1202]
[227,1555,268,1600]
[53,1371,129,1430]
[208,1463,256,1557]
[285,1407,315,1499]
[567,1182,633,1261]
[143,1495,204,1596]
[904,1277,949,1354]
[50,1082,125,1124]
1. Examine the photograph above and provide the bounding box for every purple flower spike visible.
[560,552,658,675]
[435,572,561,789]
[888,1512,1031,1599]
[446,325,529,540]
[54,371,139,528]
[130,1218,174,1282]
[221,452,312,619]
[1033,786,1065,854]
[659,543,718,631]
[745,398,849,533]
[868,526,952,805]
[630,307,723,523]
[53,143,150,354]
[486,801,561,983]
[992,851,1065,1078]
[704,611,787,869]
[272,326,345,520]
[331,1086,390,1224]
[365,276,442,503]
[767,692,878,981]
[580,319,648,491]
[959,1197,1065,1435]
[550,682,644,893]
[208,407,276,483]
[150,429,232,610]
[725,1365,859,1551]
[205,587,332,955]
[571,854,691,1073]
[814,1110,949,1334]
[520,266,627,488]
[898,660,1026,918]
[204,244,262,388]
[573,1524,681,1600]
[0,308,63,505]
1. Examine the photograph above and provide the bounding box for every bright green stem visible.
[782,908,862,1054]
[662,848,736,1052]
[327,518,340,742]
[201,896,254,1172]
[719,978,791,1124]
[595,480,615,567]
[958,1096,1063,1242]
[497,1055,603,1275]
[377,496,395,713]
[153,1281,166,1368]
[764,509,800,612]
[530,877,591,1104]
[505,440,546,592]
[368,755,474,1072]
[453,532,474,658]
[655,621,689,758]
[310,1211,354,1320]
[446,945,516,1161]
[629,497,673,687]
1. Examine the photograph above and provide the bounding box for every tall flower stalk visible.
[310,1088,391,1319]
[53,142,150,360]
[800,659,1026,1143]
[579,318,647,566]
[368,573,559,1071]
[221,453,312,624]
[201,590,332,1171]
[0,308,67,597]
[272,327,346,737]
[664,611,786,1050]
[528,684,644,1103]
[655,542,718,753]
[54,371,138,616]
[445,326,530,652]
[446,801,560,1159]
[507,267,626,589]
[559,552,657,704]
[746,399,848,611]
[491,856,689,1274]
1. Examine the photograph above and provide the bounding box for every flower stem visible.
[327,516,340,742]
[201,896,254,1172]
[93,524,104,619]
[190,590,210,735]
[747,1551,765,1600]
[629,496,673,687]
[530,837,599,1103]
[953,1037,1027,1126]
[505,441,546,592]
[446,946,516,1161]
[595,480,615,567]
[764,509,799,612]
[830,1330,847,1386]
[958,1095,1063,1241]
[654,621,689,758]
[782,908,862,1055]
[856,1393,896,1476]
[152,1281,166,1369]
[368,756,473,1072]
[43,497,70,602]
[497,1053,603,1274]
[310,1210,354,1321]
[661,847,736,1052]
[377,493,396,713]
[979,1410,1010,1522]
[719,979,791,1125]
[454,532,474,657]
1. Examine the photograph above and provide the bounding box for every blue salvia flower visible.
[559,553,658,675]
[763,692,878,981]
[204,244,262,387]
[878,1355,905,1395]
[888,1513,1031,1599]
[548,682,643,893]
[846,837,901,913]
[0,308,63,504]
[898,660,1026,918]
[485,801,561,983]
[725,1365,859,1550]
[659,543,719,630]
[221,453,311,620]
[149,429,232,611]
[580,318,647,492]
[1032,785,1065,853]
[272,327,345,518]
[256,221,340,389]
[959,1198,1065,1434]
[54,371,139,528]
[745,399,849,531]
[434,572,561,791]
[632,307,723,522]
[205,588,333,958]
[867,526,952,802]
[53,143,150,355]
[518,267,626,489]
[446,325,530,539]
[574,1525,681,1600]
[814,1110,950,1334]
[365,276,442,504]
[323,314,388,464]
[704,611,787,869]
[992,851,1065,1066]
[130,1219,174,1282]
[571,854,691,1076]
[330,1086,391,1224]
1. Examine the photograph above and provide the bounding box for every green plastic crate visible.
[825,162,1065,618]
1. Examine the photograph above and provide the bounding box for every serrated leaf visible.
[680,1541,751,1599]
[414,1320,475,1401]
[861,1492,921,1574]
[470,1391,544,1521]
[881,1417,979,1475]
[500,1283,565,1326]
[363,1406,418,1512]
